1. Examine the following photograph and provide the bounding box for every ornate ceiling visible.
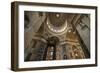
[48,13,67,27]
[46,13,68,35]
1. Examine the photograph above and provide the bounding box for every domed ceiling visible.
[46,13,68,34]
[48,13,67,27]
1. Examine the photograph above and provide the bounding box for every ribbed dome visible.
[46,13,68,34]
[48,13,67,28]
